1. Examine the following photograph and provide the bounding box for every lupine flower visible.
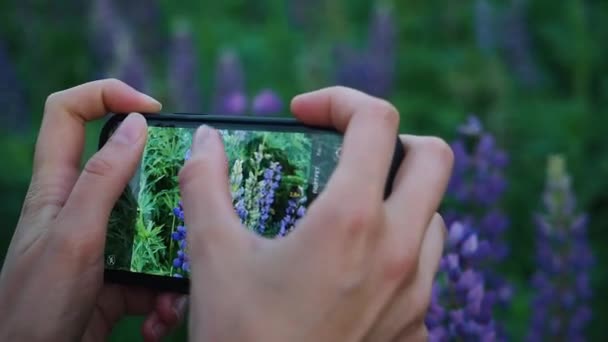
[171,201,189,277]
[367,4,396,96]
[171,149,191,277]
[278,190,307,237]
[89,0,128,75]
[212,50,246,115]
[444,115,511,337]
[426,221,498,341]
[501,0,541,88]
[114,35,149,92]
[426,222,496,342]
[0,41,29,133]
[474,0,496,55]
[114,0,166,59]
[257,162,283,233]
[168,21,203,112]
[527,156,593,341]
[334,4,396,98]
[252,89,283,116]
[230,159,249,222]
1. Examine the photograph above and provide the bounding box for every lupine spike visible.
[113,32,148,92]
[170,150,191,277]
[252,89,283,116]
[114,0,166,59]
[474,0,496,55]
[334,4,396,98]
[0,41,29,133]
[441,115,511,339]
[501,0,541,88]
[426,221,499,340]
[169,20,203,112]
[89,0,127,75]
[212,49,246,115]
[526,156,593,341]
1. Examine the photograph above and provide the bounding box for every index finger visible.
[30,79,161,214]
[291,86,400,201]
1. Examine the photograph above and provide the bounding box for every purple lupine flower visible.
[252,89,283,116]
[212,50,246,115]
[501,0,541,88]
[278,192,307,237]
[334,4,396,99]
[0,41,29,133]
[113,0,166,59]
[527,156,593,341]
[367,4,396,96]
[426,221,498,341]
[88,0,128,74]
[445,115,511,336]
[171,201,189,277]
[115,37,148,92]
[474,0,496,54]
[171,149,192,277]
[168,21,203,112]
[222,92,248,115]
[257,162,283,233]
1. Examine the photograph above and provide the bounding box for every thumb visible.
[179,126,245,257]
[53,113,147,264]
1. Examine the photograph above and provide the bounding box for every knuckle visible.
[336,198,380,237]
[21,179,69,216]
[100,78,125,90]
[44,91,65,112]
[419,136,454,166]
[383,247,418,284]
[370,99,400,128]
[49,228,101,268]
[84,154,114,179]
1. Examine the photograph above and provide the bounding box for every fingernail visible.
[192,125,211,154]
[140,93,163,111]
[112,113,143,144]
[173,296,188,319]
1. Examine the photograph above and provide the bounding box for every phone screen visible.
[104,124,343,279]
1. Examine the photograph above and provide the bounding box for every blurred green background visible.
[1,0,607,340]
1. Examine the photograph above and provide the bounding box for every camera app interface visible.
[104,126,342,279]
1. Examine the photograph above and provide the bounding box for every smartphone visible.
[99,113,404,293]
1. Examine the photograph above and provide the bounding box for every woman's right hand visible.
[181,87,453,341]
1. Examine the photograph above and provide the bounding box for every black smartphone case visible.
[99,113,405,293]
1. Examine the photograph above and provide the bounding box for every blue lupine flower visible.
[501,0,541,88]
[257,162,282,233]
[474,0,496,55]
[439,115,511,338]
[212,50,246,115]
[334,4,396,98]
[115,38,148,92]
[113,0,165,59]
[169,21,203,112]
[89,0,126,74]
[278,192,307,237]
[171,150,191,277]
[527,156,593,341]
[426,221,498,341]
[0,41,29,133]
[252,89,283,116]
